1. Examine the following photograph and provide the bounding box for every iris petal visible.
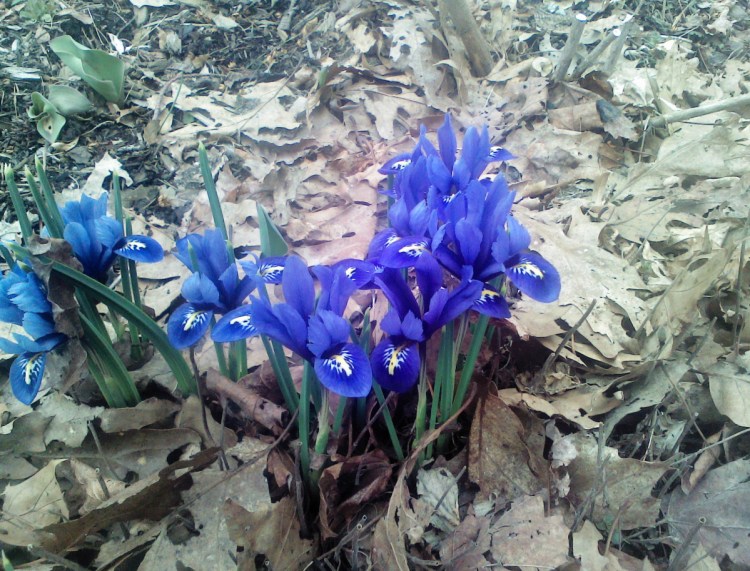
[167,303,213,349]
[314,343,372,397]
[10,352,46,405]
[487,146,514,162]
[370,338,420,393]
[506,252,561,303]
[212,305,257,342]
[379,153,412,175]
[114,235,164,263]
[379,237,429,268]
[258,257,286,284]
[473,285,511,318]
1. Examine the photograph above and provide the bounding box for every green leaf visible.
[3,166,33,241]
[28,92,66,143]
[50,262,196,396]
[50,35,124,103]
[257,203,288,257]
[47,85,92,116]
[2,550,14,571]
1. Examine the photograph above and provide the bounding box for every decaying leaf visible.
[565,433,668,530]
[665,457,750,566]
[468,390,548,503]
[490,495,570,568]
[415,466,460,534]
[318,450,392,540]
[224,496,317,570]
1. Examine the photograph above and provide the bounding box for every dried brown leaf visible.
[468,391,547,503]
[318,450,392,540]
[490,496,570,569]
[566,433,667,530]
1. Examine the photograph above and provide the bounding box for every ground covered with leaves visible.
[2,0,750,569]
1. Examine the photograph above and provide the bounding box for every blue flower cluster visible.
[166,114,560,398]
[2,193,164,405]
[59,193,164,282]
[0,261,67,404]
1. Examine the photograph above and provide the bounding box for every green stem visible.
[198,143,228,242]
[414,345,428,452]
[81,314,140,406]
[451,314,490,417]
[314,388,331,456]
[299,360,312,486]
[373,382,405,461]
[261,335,298,412]
[332,395,347,437]
[34,158,65,234]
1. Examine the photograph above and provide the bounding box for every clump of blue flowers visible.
[0,260,67,404]
[59,192,164,282]
[365,114,560,393]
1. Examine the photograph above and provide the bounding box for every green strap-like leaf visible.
[257,203,288,257]
[51,262,196,396]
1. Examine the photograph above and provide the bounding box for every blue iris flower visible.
[370,255,482,392]
[432,176,560,308]
[369,157,439,269]
[167,229,255,349]
[0,262,67,404]
[426,114,513,203]
[59,193,164,283]
[218,255,371,398]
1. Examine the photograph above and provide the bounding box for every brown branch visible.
[437,0,494,77]
[205,368,288,435]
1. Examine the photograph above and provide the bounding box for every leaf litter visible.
[3,0,750,568]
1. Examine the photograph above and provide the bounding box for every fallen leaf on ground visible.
[490,495,570,569]
[664,457,750,566]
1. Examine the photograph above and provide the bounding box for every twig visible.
[23,545,90,571]
[734,215,749,355]
[650,93,750,128]
[570,28,619,79]
[204,368,288,434]
[350,391,398,453]
[538,299,596,381]
[437,0,494,77]
[602,14,634,74]
[553,13,588,83]
[277,0,296,39]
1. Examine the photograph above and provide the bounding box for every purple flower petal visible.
[506,252,561,303]
[371,338,420,393]
[10,352,46,405]
[114,235,164,263]
[315,343,372,397]
[167,303,213,349]
[211,304,257,342]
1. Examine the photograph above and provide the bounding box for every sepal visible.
[167,303,213,349]
[314,343,372,397]
[506,252,561,303]
[211,305,257,342]
[473,285,511,318]
[114,235,164,263]
[370,339,420,393]
[10,351,46,405]
[379,153,412,175]
[379,236,429,268]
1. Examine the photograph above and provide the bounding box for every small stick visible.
[438,0,494,77]
[537,299,597,381]
[570,28,620,79]
[602,14,633,74]
[651,93,750,128]
[553,13,588,83]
